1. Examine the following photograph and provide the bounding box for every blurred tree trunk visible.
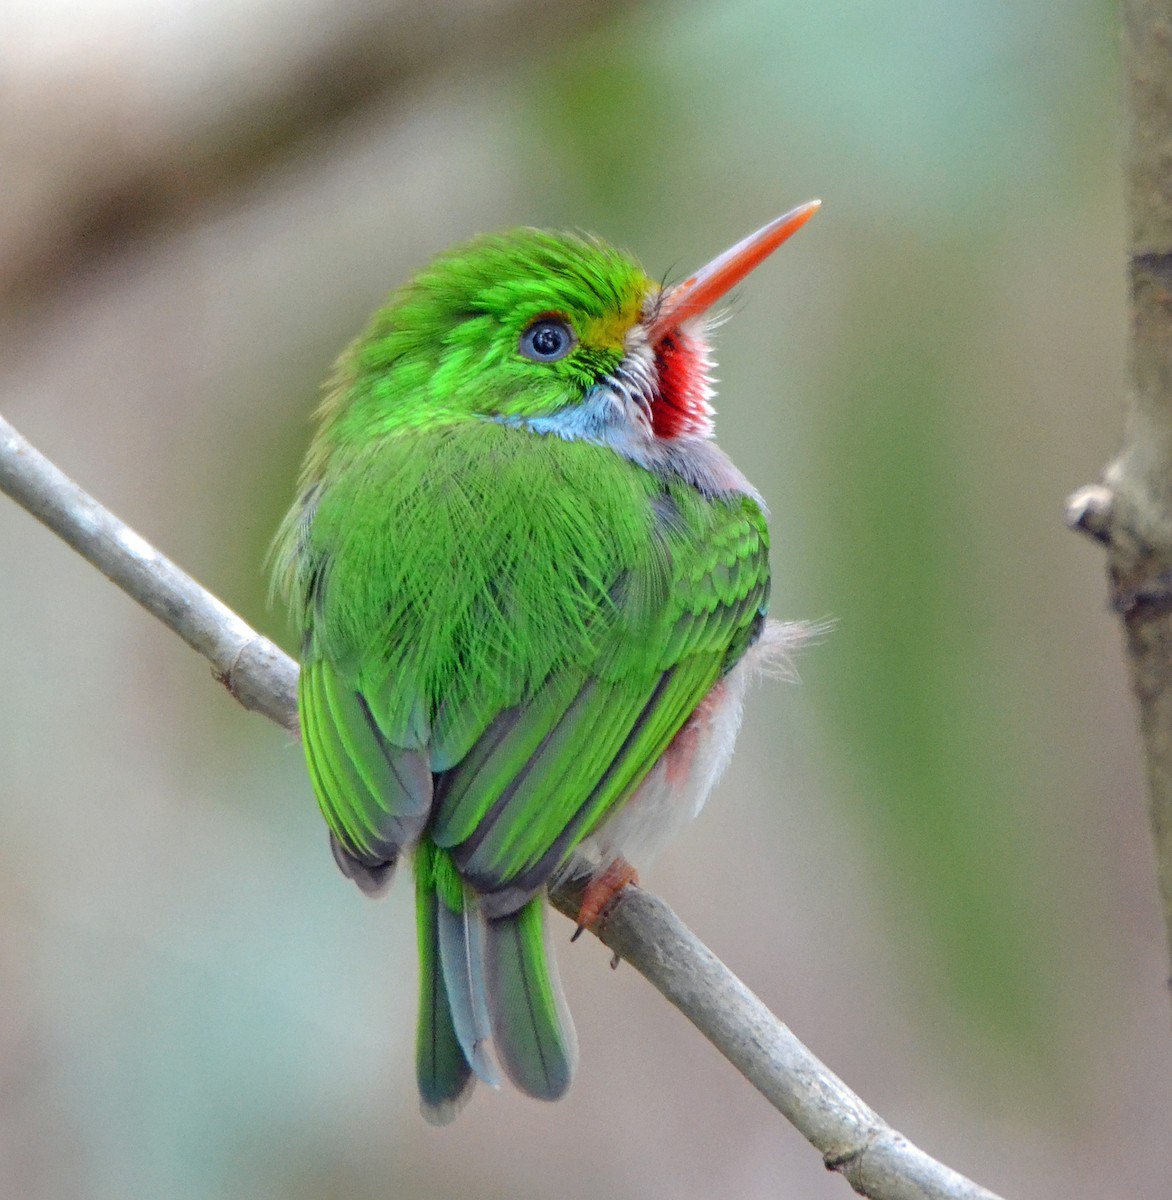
[1069,1,1172,997]
[0,0,628,312]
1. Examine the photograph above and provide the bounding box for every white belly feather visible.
[569,618,817,873]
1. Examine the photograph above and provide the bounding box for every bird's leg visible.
[571,857,639,941]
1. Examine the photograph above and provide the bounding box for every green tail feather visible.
[415,873,475,1124]
[484,897,577,1101]
[436,899,501,1087]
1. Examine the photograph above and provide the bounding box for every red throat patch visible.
[651,329,715,439]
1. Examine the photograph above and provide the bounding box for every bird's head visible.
[318,203,819,454]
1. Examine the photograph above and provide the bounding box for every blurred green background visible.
[1,1,1167,1197]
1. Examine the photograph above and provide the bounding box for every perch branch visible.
[0,415,297,734]
[0,411,1003,1200]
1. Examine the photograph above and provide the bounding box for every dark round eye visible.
[519,316,576,363]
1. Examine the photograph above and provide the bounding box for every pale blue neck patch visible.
[491,343,760,504]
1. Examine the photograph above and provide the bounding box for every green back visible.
[289,419,768,906]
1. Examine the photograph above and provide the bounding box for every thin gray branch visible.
[550,875,1002,1200]
[1067,1,1172,991]
[0,413,297,733]
[0,410,1004,1200]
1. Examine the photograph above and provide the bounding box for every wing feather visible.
[301,660,432,863]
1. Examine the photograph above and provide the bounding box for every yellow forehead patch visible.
[580,293,649,351]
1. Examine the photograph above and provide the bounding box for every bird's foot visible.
[571,858,639,941]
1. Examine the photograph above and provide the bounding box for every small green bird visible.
[272,202,819,1122]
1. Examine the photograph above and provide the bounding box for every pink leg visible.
[574,857,640,933]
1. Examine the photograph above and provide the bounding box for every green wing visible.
[299,657,433,879]
[291,423,768,909]
[428,486,768,910]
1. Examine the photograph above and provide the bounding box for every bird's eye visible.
[519,316,576,363]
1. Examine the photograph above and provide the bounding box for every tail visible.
[414,846,576,1122]
[415,846,496,1124]
[484,896,578,1102]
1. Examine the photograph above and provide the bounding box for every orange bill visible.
[648,200,821,341]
